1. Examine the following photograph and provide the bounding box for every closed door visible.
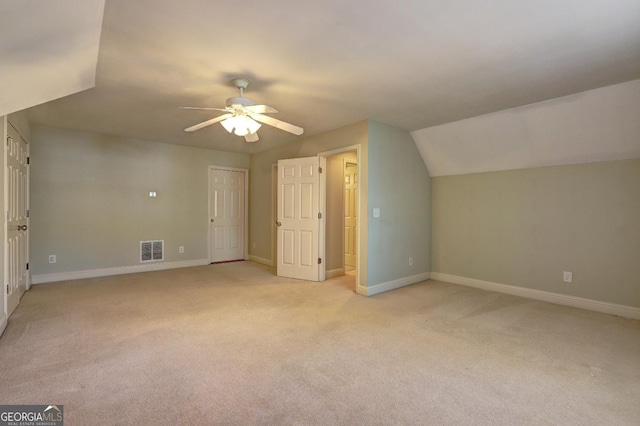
[344,161,357,269]
[6,124,29,317]
[277,157,324,281]
[210,168,245,263]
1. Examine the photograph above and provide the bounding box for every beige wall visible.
[431,158,640,307]
[30,125,249,276]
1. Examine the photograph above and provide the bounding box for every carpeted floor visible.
[1,261,638,425]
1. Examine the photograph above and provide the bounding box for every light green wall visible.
[30,125,249,275]
[367,120,432,286]
[431,158,640,307]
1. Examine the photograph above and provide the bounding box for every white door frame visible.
[207,166,249,263]
[271,163,278,267]
[318,144,361,290]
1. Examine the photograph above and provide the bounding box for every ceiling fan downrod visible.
[232,77,250,97]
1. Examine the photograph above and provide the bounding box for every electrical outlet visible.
[178,246,184,254]
[409,257,414,266]
[49,255,56,264]
[563,271,573,283]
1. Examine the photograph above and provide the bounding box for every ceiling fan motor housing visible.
[226,96,255,109]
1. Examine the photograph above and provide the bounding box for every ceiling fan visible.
[180,78,304,142]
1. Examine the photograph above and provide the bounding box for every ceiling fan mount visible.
[180,77,303,142]
[230,77,250,91]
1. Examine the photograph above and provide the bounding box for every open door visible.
[6,122,29,317]
[276,156,325,281]
[344,161,357,271]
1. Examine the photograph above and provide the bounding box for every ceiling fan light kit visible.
[181,77,303,143]
[221,112,261,136]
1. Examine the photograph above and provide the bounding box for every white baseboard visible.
[430,272,640,320]
[364,272,431,296]
[249,255,273,267]
[0,313,6,337]
[325,268,345,279]
[31,259,210,284]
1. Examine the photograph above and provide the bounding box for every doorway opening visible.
[271,145,361,291]
[319,145,360,292]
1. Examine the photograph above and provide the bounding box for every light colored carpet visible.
[0,261,638,425]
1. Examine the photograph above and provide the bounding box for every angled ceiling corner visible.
[0,0,105,117]
[411,80,640,177]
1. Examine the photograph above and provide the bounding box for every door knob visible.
[19,225,27,231]
[211,218,215,222]
[276,221,282,227]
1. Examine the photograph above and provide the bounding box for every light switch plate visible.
[373,208,380,218]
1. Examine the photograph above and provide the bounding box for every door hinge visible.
[6,284,8,295]
[318,166,323,173]
[318,258,322,265]
[26,209,30,218]
[27,157,30,165]
[318,212,322,219]
[6,136,11,146]
[26,262,29,271]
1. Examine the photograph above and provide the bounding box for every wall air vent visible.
[140,240,164,262]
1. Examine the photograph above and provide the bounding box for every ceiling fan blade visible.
[179,106,229,112]
[245,132,259,142]
[248,113,304,135]
[243,104,278,114]
[184,113,233,132]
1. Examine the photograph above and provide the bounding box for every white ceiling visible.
[22,0,640,155]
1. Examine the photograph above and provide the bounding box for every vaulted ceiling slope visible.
[413,79,640,176]
[14,0,640,159]
[0,0,105,116]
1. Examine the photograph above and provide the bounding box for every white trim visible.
[318,156,326,282]
[208,166,249,263]
[31,259,210,284]
[271,163,278,270]
[0,313,6,337]
[249,255,273,267]
[325,268,344,279]
[430,272,640,320]
[2,115,6,320]
[363,272,431,296]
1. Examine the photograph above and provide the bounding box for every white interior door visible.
[209,168,246,263]
[6,124,29,317]
[277,157,324,281]
[344,161,357,269]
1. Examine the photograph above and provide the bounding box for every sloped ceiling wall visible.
[412,79,640,177]
[0,0,105,116]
